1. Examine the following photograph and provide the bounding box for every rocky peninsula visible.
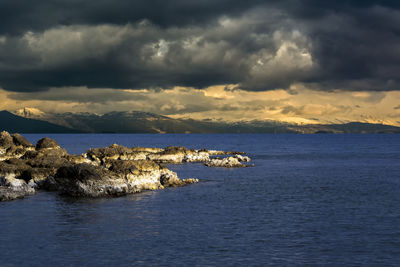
[0,131,252,201]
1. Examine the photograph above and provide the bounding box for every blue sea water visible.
[1,134,400,266]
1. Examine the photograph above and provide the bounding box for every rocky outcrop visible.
[0,174,35,201]
[205,155,252,168]
[0,131,13,151]
[12,133,33,147]
[147,146,191,163]
[0,131,35,161]
[36,137,60,150]
[0,131,251,201]
[51,161,198,197]
[86,144,154,164]
[87,145,249,165]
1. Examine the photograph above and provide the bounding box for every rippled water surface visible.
[1,134,400,265]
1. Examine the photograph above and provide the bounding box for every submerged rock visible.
[0,131,251,201]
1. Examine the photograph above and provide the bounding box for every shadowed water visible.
[1,134,400,265]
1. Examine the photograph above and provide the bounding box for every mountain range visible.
[0,110,78,133]
[1,107,400,134]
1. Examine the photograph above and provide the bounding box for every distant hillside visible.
[6,108,400,134]
[38,111,200,133]
[289,122,400,134]
[0,111,79,133]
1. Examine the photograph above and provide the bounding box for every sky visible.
[0,0,399,125]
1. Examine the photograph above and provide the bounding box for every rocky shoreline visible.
[0,131,252,201]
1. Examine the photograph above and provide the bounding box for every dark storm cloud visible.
[0,0,274,35]
[0,0,399,92]
[2,0,398,35]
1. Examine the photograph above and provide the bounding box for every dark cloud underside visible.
[0,0,399,92]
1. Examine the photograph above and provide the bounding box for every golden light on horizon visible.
[1,84,399,126]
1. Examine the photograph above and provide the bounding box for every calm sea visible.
[1,134,400,266]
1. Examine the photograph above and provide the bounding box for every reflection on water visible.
[1,134,400,265]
